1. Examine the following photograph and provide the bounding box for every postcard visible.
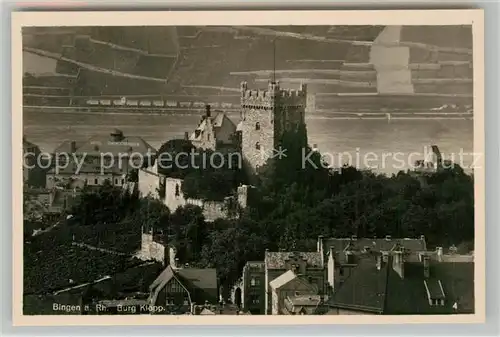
[12,9,485,326]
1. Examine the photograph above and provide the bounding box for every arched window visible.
[255,122,260,130]
[255,142,261,150]
[175,184,180,197]
[251,278,256,286]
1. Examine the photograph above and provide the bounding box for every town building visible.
[47,129,156,188]
[24,187,82,220]
[238,81,307,172]
[269,270,318,315]
[23,136,46,188]
[325,249,474,315]
[318,235,428,295]
[283,294,323,315]
[190,105,237,150]
[148,248,218,314]
[233,261,266,314]
[234,250,326,315]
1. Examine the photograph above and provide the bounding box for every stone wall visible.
[165,177,250,222]
[136,232,166,264]
[138,165,161,198]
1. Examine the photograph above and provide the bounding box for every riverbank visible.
[23,105,473,120]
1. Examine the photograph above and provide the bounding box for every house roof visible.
[265,251,323,269]
[323,237,427,255]
[328,257,474,315]
[269,270,296,290]
[287,295,322,307]
[53,140,85,154]
[23,137,39,150]
[200,308,216,315]
[285,295,322,315]
[322,237,427,265]
[176,268,218,292]
[149,265,218,305]
[46,160,126,175]
[54,130,156,157]
[190,112,236,142]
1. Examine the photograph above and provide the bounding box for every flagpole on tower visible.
[272,38,276,84]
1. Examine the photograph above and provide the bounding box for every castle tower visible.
[240,81,307,172]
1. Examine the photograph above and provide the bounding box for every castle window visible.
[255,122,260,130]
[175,184,180,197]
[255,142,261,150]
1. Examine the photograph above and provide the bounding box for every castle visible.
[137,81,308,221]
[238,81,308,171]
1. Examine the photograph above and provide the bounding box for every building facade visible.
[148,248,218,314]
[239,81,307,171]
[325,249,474,315]
[264,251,325,315]
[23,136,46,188]
[236,261,266,314]
[189,105,237,150]
[48,129,156,189]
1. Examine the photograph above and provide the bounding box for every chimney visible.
[392,251,405,279]
[317,235,325,265]
[423,255,430,278]
[70,141,77,153]
[205,104,211,118]
[327,246,336,290]
[436,247,443,262]
[184,132,189,140]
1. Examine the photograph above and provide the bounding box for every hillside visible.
[22,25,473,113]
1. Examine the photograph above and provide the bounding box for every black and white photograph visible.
[15,10,485,324]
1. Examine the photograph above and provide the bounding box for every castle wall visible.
[165,177,247,222]
[137,232,166,264]
[138,164,160,198]
[165,177,187,212]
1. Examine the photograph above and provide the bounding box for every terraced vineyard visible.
[22,25,473,114]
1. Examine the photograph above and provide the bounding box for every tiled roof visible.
[287,295,322,307]
[149,265,218,305]
[23,137,39,150]
[53,140,85,154]
[176,268,218,292]
[265,251,323,269]
[329,259,388,313]
[55,130,156,157]
[269,270,296,290]
[323,237,427,254]
[47,161,125,175]
[190,112,236,142]
[322,237,427,265]
[328,257,474,314]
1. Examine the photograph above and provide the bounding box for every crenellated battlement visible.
[240,81,307,106]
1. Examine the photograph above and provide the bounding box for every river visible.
[23,110,474,175]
